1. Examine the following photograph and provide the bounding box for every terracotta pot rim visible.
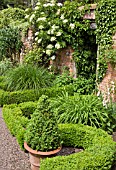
[24,142,62,155]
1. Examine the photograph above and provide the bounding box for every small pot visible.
[24,142,62,170]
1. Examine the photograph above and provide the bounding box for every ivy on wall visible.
[95,0,116,83]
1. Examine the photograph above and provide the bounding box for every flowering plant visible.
[25,0,88,63]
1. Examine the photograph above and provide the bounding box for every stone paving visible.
[0,108,31,170]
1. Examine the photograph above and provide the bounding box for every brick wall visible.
[98,33,116,102]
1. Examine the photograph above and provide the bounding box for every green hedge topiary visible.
[40,124,116,170]
[3,105,116,168]
[2,106,29,150]
[0,85,74,106]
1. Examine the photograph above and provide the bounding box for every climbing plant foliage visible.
[95,0,116,82]
[25,0,97,86]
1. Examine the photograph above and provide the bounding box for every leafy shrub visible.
[0,59,13,76]
[24,95,62,151]
[5,64,55,91]
[18,101,37,118]
[50,93,112,131]
[3,106,29,150]
[0,27,23,61]
[40,124,116,170]
[0,85,74,106]
[0,7,25,28]
[53,74,95,95]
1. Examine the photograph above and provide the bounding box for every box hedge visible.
[3,105,116,169]
[41,124,116,170]
[0,85,75,106]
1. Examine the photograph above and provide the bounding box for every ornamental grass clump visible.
[5,64,54,91]
[24,95,62,151]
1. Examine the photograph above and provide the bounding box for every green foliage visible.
[0,27,23,61]
[24,95,62,151]
[18,101,37,118]
[54,73,95,94]
[25,0,97,84]
[96,0,116,82]
[105,48,116,65]
[5,64,55,91]
[0,58,13,75]
[50,93,114,133]
[40,124,116,170]
[3,106,29,150]
[0,84,75,106]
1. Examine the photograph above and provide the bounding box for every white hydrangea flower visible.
[41,12,44,15]
[35,37,38,41]
[47,30,51,34]
[25,15,29,19]
[70,23,75,29]
[46,50,52,56]
[57,3,63,6]
[56,9,60,15]
[51,55,56,60]
[55,43,60,49]
[60,14,64,20]
[56,32,62,36]
[30,14,35,22]
[35,6,39,10]
[36,2,41,5]
[38,39,42,43]
[43,4,48,7]
[47,44,53,49]
[51,29,54,34]
[63,19,68,23]
[37,17,46,22]
[39,25,44,29]
[25,8,29,12]
[50,37,56,41]
[51,25,59,30]
[35,32,39,36]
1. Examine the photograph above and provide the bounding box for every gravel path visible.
[0,108,31,170]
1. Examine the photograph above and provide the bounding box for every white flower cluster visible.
[55,43,60,49]
[47,44,53,49]
[51,55,56,60]
[39,25,44,29]
[37,17,46,22]
[57,3,62,6]
[63,19,68,23]
[46,50,52,56]
[70,23,75,29]
[56,32,62,36]
[30,14,35,22]
[43,3,55,7]
[50,37,56,41]
[56,9,60,15]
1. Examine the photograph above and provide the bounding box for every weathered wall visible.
[98,33,116,102]
[50,46,77,77]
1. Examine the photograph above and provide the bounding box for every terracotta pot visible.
[24,142,62,170]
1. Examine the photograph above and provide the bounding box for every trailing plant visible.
[24,95,62,151]
[5,64,55,91]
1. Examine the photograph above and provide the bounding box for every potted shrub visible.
[24,95,62,170]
